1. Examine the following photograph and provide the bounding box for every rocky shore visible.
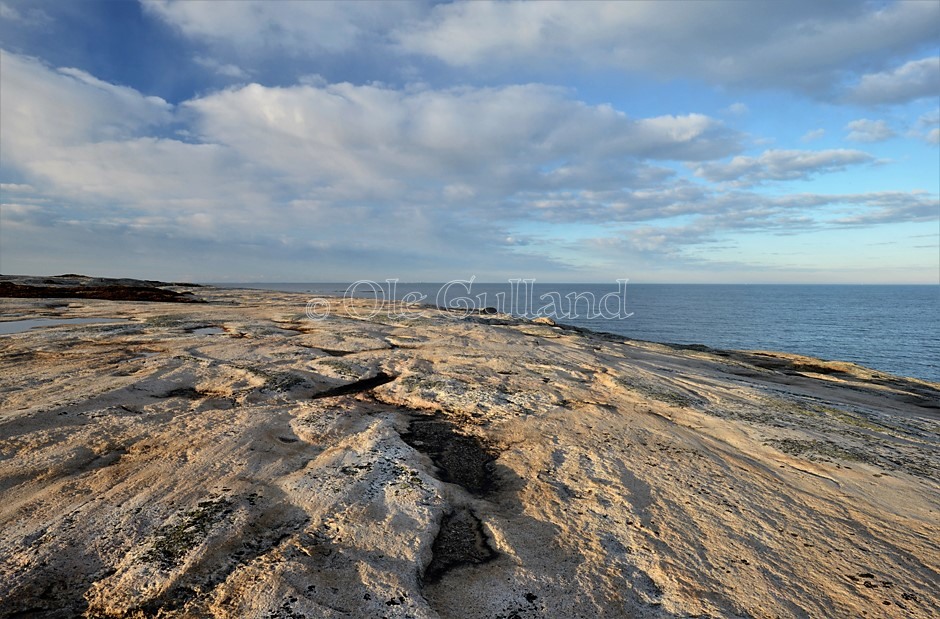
[0,282,937,618]
[0,275,203,304]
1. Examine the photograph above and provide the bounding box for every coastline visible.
[213,281,940,383]
[1,282,938,617]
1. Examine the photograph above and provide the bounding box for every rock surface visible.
[0,286,938,618]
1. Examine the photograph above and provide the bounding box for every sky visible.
[0,0,938,284]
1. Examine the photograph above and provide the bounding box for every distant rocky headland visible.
[0,274,204,304]
[1,277,937,618]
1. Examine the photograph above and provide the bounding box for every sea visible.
[220,282,940,383]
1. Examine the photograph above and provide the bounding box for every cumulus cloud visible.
[845,119,895,143]
[692,149,874,185]
[182,81,741,204]
[848,57,940,105]
[0,49,741,278]
[0,51,171,161]
[2,47,935,281]
[6,47,735,209]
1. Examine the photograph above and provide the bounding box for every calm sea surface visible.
[221,283,940,383]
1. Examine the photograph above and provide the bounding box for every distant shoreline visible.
[3,275,937,383]
[212,281,940,383]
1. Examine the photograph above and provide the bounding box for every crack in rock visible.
[311,372,396,399]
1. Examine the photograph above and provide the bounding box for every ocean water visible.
[222,283,940,383]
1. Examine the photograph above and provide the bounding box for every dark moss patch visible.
[261,371,309,393]
[790,363,849,375]
[613,375,703,408]
[142,498,233,569]
[160,386,203,400]
[767,439,871,464]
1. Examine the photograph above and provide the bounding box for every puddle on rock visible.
[401,415,498,496]
[190,327,226,336]
[423,507,498,583]
[0,317,130,335]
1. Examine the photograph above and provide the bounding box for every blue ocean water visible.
[221,283,940,383]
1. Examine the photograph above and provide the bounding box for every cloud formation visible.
[0,52,171,157]
[182,81,742,208]
[0,1,51,27]
[192,55,251,79]
[0,49,743,278]
[1,29,937,282]
[847,57,940,105]
[394,0,939,96]
[610,190,940,256]
[915,110,940,145]
[139,1,940,103]
[142,0,422,55]
[692,149,875,185]
[845,119,896,143]
[801,129,826,143]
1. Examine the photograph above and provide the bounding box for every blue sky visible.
[1,0,938,283]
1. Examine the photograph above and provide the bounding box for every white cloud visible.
[0,49,743,277]
[142,0,421,55]
[927,128,940,146]
[138,1,940,101]
[829,191,939,225]
[848,57,940,105]
[0,1,19,20]
[0,51,275,219]
[0,183,36,193]
[2,47,935,281]
[599,190,940,257]
[0,1,51,27]
[193,55,251,79]
[845,119,895,143]
[394,1,940,96]
[915,110,940,145]
[182,81,741,203]
[919,110,940,127]
[801,129,825,142]
[692,149,874,184]
[724,102,749,116]
[0,51,171,163]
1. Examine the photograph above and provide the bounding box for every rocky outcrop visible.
[0,275,203,303]
[0,286,937,618]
